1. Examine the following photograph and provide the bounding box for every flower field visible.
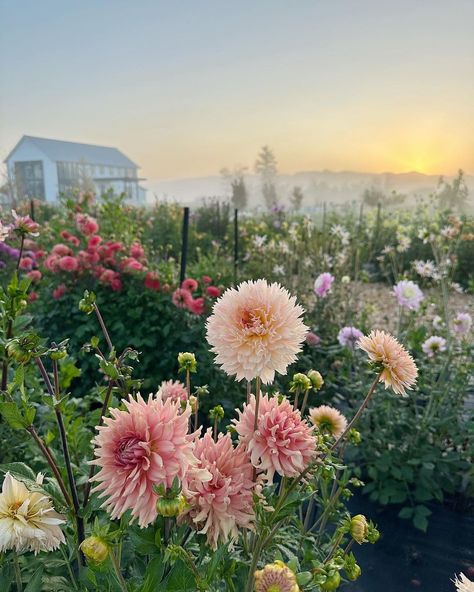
[0,193,473,592]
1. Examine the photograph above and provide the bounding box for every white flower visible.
[0,221,11,242]
[453,573,474,592]
[273,264,285,276]
[0,473,65,554]
[330,224,350,246]
[396,235,411,252]
[451,282,464,294]
[253,235,267,248]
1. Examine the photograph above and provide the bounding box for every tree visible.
[362,186,385,207]
[437,169,469,211]
[290,186,304,211]
[254,146,278,209]
[220,166,248,209]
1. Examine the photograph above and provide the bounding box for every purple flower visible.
[314,272,334,298]
[393,280,424,311]
[422,336,447,358]
[453,312,472,335]
[338,326,364,348]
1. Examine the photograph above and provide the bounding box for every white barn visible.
[4,135,147,204]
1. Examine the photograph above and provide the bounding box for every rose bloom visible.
[422,336,447,358]
[58,255,79,272]
[255,561,300,592]
[305,331,321,346]
[206,280,307,384]
[172,287,193,308]
[453,312,472,336]
[314,272,334,298]
[308,405,347,439]
[453,573,474,592]
[188,297,205,315]
[182,278,198,292]
[52,284,67,299]
[393,280,424,311]
[0,473,65,554]
[27,269,42,282]
[234,394,316,482]
[144,271,160,291]
[206,285,221,298]
[158,379,188,403]
[337,326,363,348]
[358,330,418,396]
[90,393,202,527]
[181,430,254,549]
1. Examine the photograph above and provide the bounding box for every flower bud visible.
[80,536,109,564]
[346,564,361,581]
[367,522,380,543]
[350,514,369,544]
[307,370,324,391]
[177,352,197,373]
[188,395,197,413]
[348,428,361,445]
[156,493,188,518]
[321,571,341,591]
[290,372,312,392]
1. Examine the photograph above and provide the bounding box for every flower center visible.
[240,308,271,336]
[267,585,283,592]
[115,436,148,468]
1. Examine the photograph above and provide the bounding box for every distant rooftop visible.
[5,135,139,168]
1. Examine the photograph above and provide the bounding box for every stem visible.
[293,387,300,410]
[300,388,310,415]
[110,549,128,592]
[12,551,22,592]
[93,303,113,352]
[213,416,218,442]
[252,377,261,481]
[60,545,79,590]
[324,531,344,563]
[26,426,72,506]
[330,372,382,451]
[244,534,266,592]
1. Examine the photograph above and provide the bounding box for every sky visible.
[1,0,473,180]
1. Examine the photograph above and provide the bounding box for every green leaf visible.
[24,566,43,592]
[164,560,196,591]
[141,556,165,592]
[398,507,414,519]
[0,401,28,429]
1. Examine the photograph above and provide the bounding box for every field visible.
[0,193,473,592]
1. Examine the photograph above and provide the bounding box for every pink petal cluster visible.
[233,394,316,482]
[206,280,308,384]
[158,379,188,403]
[75,213,99,236]
[181,430,254,549]
[90,393,200,527]
[314,272,334,298]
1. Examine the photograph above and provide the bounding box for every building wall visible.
[6,140,58,202]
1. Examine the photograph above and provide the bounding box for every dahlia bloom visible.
[130,242,145,259]
[172,287,193,309]
[453,573,474,592]
[305,331,321,346]
[358,330,418,396]
[233,394,316,482]
[393,280,424,311]
[144,271,160,291]
[158,379,188,403]
[90,393,204,527]
[182,278,198,292]
[12,211,40,236]
[206,285,221,298]
[308,405,348,439]
[52,284,67,299]
[19,256,34,270]
[453,312,472,336]
[422,336,447,358]
[337,326,363,348]
[206,280,307,384]
[76,213,99,235]
[27,270,42,282]
[255,560,300,592]
[0,473,65,554]
[188,297,205,315]
[58,255,79,272]
[314,272,334,298]
[181,430,254,549]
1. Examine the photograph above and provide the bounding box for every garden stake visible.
[180,206,190,284]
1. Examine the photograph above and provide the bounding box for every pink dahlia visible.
[144,271,160,291]
[52,284,67,299]
[90,394,201,527]
[76,214,99,236]
[314,272,334,298]
[188,297,205,315]
[181,430,254,549]
[182,278,198,292]
[255,561,300,592]
[58,256,79,272]
[206,285,221,298]
[158,379,188,403]
[172,288,193,309]
[233,394,316,482]
[206,280,308,384]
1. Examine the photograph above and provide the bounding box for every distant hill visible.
[144,170,474,207]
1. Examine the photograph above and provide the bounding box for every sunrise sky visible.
[1,0,473,179]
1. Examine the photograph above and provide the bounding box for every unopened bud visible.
[80,536,109,564]
[177,352,197,373]
[307,370,324,391]
[350,514,369,544]
[156,494,188,518]
[290,372,312,392]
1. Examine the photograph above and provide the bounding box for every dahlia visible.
[182,278,198,292]
[422,336,447,358]
[0,473,65,554]
[144,272,160,291]
[27,270,42,282]
[233,394,316,482]
[308,405,348,439]
[255,560,300,592]
[358,330,418,396]
[206,285,221,298]
[172,287,193,309]
[314,272,334,298]
[158,379,188,403]
[206,280,307,384]
[76,213,99,236]
[453,573,474,592]
[52,284,67,300]
[305,331,321,346]
[90,393,204,527]
[12,211,40,236]
[181,430,254,549]
[393,280,424,311]
[453,312,472,336]
[188,297,205,315]
[58,256,79,272]
[337,326,363,348]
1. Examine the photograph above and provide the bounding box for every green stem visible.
[60,545,79,590]
[12,552,22,592]
[110,549,128,592]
